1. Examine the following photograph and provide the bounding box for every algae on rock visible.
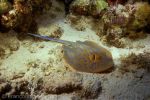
[0,0,52,33]
[90,0,108,17]
[70,0,108,17]
[0,0,12,15]
[129,2,150,30]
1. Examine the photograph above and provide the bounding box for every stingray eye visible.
[91,54,96,61]
[89,54,101,62]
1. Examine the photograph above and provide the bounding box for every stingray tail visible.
[27,33,71,45]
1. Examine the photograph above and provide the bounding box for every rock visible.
[38,24,63,38]
[39,72,102,99]
[0,31,20,59]
[0,0,12,15]
[0,0,52,33]
[0,79,30,98]
[128,2,150,31]
[70,0,108,17]
[121,52,150,72]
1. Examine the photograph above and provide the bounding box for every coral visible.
[66,14,89,31]
[121,52,150,72]
[96,2,150,47]
[70,0,108,17]
[68,2,150,47]
[127,31,147,39]
[102,33,125,48]
[38,24,63,38]
[0,0,52,33]
[70,0,91,15]
[90,0,108,17]
[128,2,150,31]
[102,4,135,30]
[10,1,32,31]
[45,25,63,38]
[28,0,52,14]
[0,0,33,32]
[0,0,12,15]
[96,4,135,47]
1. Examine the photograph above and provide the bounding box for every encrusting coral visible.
[127,2,150,37]
[120,52,150,72]
[70,0,108,18]
[0,0,52,33]
[69,0,150,48]
[0,0,12,15]
[1,0,33,32]
[98,4,135,47]
[96,2,150,47]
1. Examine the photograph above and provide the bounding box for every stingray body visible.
[28,33,114,73]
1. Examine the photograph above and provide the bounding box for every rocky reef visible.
[0,0,12,15]
[69,0,150,48]
[0,0,52,33]
[101,2,150,47]
[70,0,108,18]
[121,51,150,72]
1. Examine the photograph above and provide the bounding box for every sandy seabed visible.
[0,1,150,100]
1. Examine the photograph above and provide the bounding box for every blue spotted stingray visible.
[27,33,113,73]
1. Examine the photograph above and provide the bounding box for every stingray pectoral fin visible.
[83,41,108,51]
[82,41,100,48]
[63,41,114,73]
